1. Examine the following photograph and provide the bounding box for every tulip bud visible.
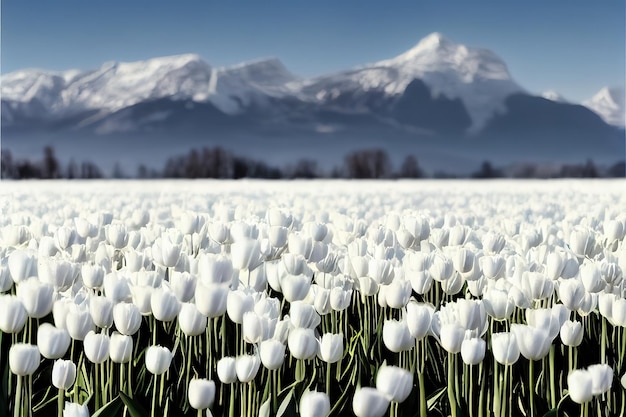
[260,339,286,370]
[170,271,196,303]
[352,387,389,417]
[511,324,551,361]
[558,279,586,311]
[52,359,76,390]
[152,236,181,268]
[55,227,76,250]
[89,296,114,329]
[217,357,237,383]
[83,331,109,364]
[113,302,142,336]
[376,365,413,403]
[188,378,216,410]
[461,337,486,365]
[81,264,105,291]
[105,224,129,249]
[567,369,593,404]
[429,253,454,281]
[580,262,606,293]
[38,258,76,291]
[236,354,261,382]
[288,328,319,360]
[66,304,95,341]
[0,294,27,333]
[290,301,321,329]
[283,254,306,276]
[281,274,311,303]
[9,343,40,376]
[208,222,230,245]
[195,282,229,318]
[587,364,613,395]
[226,289,254,324]
[109,332,133,363]
[382,319,414,353]
[37,322,71,359]
[384,279,412,309]
[103,272,131,303]
[300,391,330,417]
[267,208,292,228]
[3,225,31,247]
[318,333,343,363]
[63,402,89,417]
[560,320,583,347]
[604,220,625,242]
[569,228,596,259]
[17,278,54,318]
[145,345,173,375]
[8,250,37,284]
[231,239,262,271]
[439,323,465,354]
[491,332,520,365]
[151,285,181,322]
[406,302,433,340]
[0,263,12,292]
[482,232,506,254]
[178,303,207,337]
[482,289,514,320]
[330,288,351,311]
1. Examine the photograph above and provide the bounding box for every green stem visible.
[418,339,427,417]
[549,345,556,409]
[151,375,158,417]
[448,352,458,417]
[493,362,501,417]
[469,364,474,417]
[94,362,100,410]
[478,362,485,417]
[57,389,64,417]
[14,376,22,417]
[418,370,427,417]
[529,360,535,417]
[326,361,331,396]
[601,318,607,364]
[229,384,235,417]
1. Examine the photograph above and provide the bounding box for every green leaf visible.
[120,391,148,417]
[277,388,297,417]
[258,398,271,417]
[91,396,123,417]
[542,409,557,417]
[427,386,446,411]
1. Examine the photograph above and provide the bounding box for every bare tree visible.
[398,155,423,178]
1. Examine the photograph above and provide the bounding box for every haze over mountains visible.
[2,32,624,174]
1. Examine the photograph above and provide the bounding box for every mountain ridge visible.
[1,32,623,173]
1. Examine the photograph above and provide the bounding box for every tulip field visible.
[1,179,626,417]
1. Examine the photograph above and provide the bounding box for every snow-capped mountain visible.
[541,90,569,103]
[583,87,625,127]
[295,32,522,131]
[1,32,623,172]
[1,54,298,122]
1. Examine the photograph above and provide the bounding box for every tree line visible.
[1,146,624,180]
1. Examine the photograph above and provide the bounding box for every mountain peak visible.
[541,90,569,103]
[415,32,453,50]
[397,32,456,61]
[583,86,625,127]
[370,32,521,131]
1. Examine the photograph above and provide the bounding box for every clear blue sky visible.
[1,0,624,102]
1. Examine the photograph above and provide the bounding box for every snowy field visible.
[2,179,626,417]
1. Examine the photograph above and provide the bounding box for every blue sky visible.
[1,0,624,102]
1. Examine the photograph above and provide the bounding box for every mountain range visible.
[2,32,624,174]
